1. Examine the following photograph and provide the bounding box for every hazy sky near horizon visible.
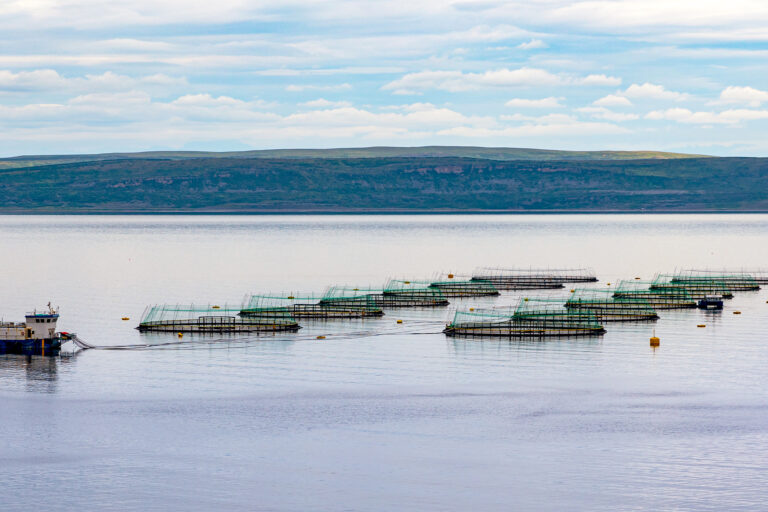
[1,0,767,156]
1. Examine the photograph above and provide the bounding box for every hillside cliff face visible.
[1,156,766,212]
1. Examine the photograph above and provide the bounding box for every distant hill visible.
[0,146,708,170]
[0,153,766,213]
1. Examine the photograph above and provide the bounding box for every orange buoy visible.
[697,324,706,328]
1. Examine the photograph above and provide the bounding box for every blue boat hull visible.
[0,339,62,356]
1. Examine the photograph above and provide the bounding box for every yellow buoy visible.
[353,288,359,291]
[447,274,454,279]
[287,296,295,300]
[524,298,529,301]
[316,335,326,340]
[212,305,220,309]
[469,307,475,311]
[570,289,575,293]
[697,324,706,328]
[635,277,641,280]
[396,319,403,324]
[606,282,611,286]
[177,332,183,338]
[733,311,742,315]
[121,317,130,321]
[650,329,660,346]
[404,281,410,285]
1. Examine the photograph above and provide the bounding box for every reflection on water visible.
[1,214,768,511]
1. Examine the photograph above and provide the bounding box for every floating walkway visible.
[612,281,697,309]
[322,284,450,308]
[241,293,383,319]
[565,289,659,322]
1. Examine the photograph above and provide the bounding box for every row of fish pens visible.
[445,270,763,338]
[136,268,599,333]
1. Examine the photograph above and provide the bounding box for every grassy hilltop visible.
[0,146,765,212]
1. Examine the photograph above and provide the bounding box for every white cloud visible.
[517,39,547,49]
[593,94,632,107]
[301,98,353,108]
[718,86,768,107]
[505,97,563,108]
[0,69,187,93]
[578,74,622,86]
[577,106,639,122]
[383,68,621,94]
[622,83,688,101]
[645,107,768,124]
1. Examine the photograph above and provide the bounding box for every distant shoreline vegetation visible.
[1,146,765,213]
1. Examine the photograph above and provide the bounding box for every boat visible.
[0,304,69,355]
[697,295,724,310]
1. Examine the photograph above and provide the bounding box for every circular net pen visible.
[683,268,768,285]
[613,281,697,309]
[444,303,606,339]
[470,267,596,289]
[419,278,499,298]
[667,271,761,292]
[565,289,659,322]
[242,293,383,319]
[650,274,735,299]
[137,304,301,333]
[321,284,450,308]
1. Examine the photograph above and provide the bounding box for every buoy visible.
[469,307,475,311]
[396,319,403,324]
[524,298,529,301]
[447,274,454,279]
[650,329,660,346]
[733,311,741,315]
[353,288,359,291]
[287,296,295,300]
[635,277,641,280]
[697,324,706,328]
[212,305,220,309]
[121,317,130,321]
[177,332,183,338]
[404,281,410,284]
[316,335,326,340]
[606,283,611,286]
[570,289,575,293]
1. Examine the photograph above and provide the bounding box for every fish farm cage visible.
[683,269,768,285]
[470,267,596,289]
[321,284,449,308]
[241,294,383,319]
[137,305,301,333]
[667,271,761,291]
[565,289,659,322]
[612,281,697,309]
[444,301,606,339]
[420,278,500,298]
[649,275,735,299]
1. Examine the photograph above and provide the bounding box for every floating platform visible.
[137,305,301,333]
[668,271,760,291]
[322,284,450,308]
[444,304,606,338]
[565,290,659,322]
[242,294,383,320]
[612,281,697,309]
[470,267,596,289]
[425,279,500,298]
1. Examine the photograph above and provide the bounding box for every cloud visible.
[578,74,622,86]
[505,97,563,108]
[622,83,688,101]
[517,39,547,49]
[645,107,768,124]
[593,94,632,107]
[301,98,353,108]
[577,106,639,122]
[0,69,187,93]
[383,68,621,94]
[718,86,768,107]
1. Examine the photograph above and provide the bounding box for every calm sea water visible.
[1,214,767,511]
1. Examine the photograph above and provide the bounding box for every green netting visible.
[416,278,499,297]
[321,284,449,308]
[613,281,696,309]
[684,268,768,284]
[243,293,382,319]
[445,302,605,338]
[471,267,595,289]
[650,274,734,299]
[565,289,659,321]
[667,271,760,291]
[138,304,300,333]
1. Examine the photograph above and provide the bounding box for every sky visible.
[1,0,767,157]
